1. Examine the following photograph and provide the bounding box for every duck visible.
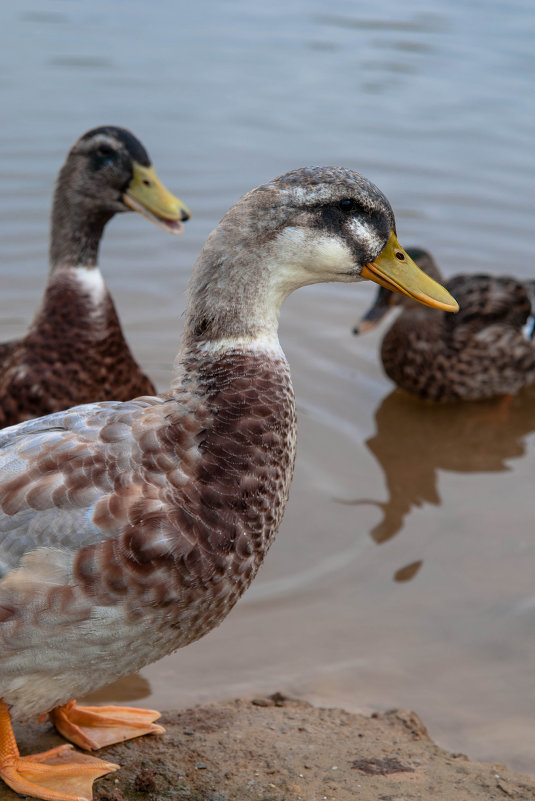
[354,247,535,401]
[0,167,457,801]
[0,126,190,429]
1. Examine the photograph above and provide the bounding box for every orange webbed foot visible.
[50,700,165,750]
[2,745,118,801]
[0,696,119,801]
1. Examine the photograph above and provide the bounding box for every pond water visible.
[1,0,535,775]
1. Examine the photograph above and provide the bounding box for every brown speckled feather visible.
[0,270,155,429]
[75,349,296,609]
[444,273,531,331]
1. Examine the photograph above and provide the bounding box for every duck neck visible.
[181,273,281,356]
[29,265,115,347]
[48,170,113,272]
[179,222,300,357]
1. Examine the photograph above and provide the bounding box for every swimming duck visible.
[0,126,190,428]
[354,247,535,401]
[0,167,457,801]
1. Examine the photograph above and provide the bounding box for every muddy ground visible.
[3,694,535,801]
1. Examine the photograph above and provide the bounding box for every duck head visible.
[54,125,190,236]
[184,168,457,348]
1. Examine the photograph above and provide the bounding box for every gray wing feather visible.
[0,397,162,574]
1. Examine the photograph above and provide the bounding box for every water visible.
[1,0,535,775]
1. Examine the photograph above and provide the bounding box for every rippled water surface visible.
[2,0,535,775]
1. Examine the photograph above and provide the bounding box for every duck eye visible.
[92,144,118,170]
[339,198,353,212]
[97,144,115,158]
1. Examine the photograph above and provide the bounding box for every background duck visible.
[0,126,190,429]
[354,247,535,401]
[0,166,457,801]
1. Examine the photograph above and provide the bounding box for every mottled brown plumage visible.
[0,272,155,428]
[355,247,535,401]
[0,348,296,714]
[0,167,456,801]
[0,126,190,429]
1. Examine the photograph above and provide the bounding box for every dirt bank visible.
[4,694,535,801]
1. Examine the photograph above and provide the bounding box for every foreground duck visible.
[0,126,190,428]
[0,167,457,801]
[354,247,535,401]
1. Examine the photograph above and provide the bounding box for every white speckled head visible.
[182,166,396,350]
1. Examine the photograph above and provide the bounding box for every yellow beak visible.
[360,231,459,312]
[123,163,190,235]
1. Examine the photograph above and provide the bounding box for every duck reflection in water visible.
[337,385,535,547]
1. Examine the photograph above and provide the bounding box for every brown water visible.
[2,0,535,775]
